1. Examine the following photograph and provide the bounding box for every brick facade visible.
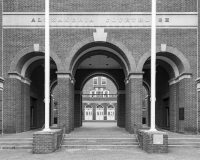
[0,0,199,135]
[3,0,197,12]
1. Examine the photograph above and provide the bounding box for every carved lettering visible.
[165,18,169,22]
[64,18,69,22]
[51,18,56,22]
[138,18,143,23]
[125,18,129,23]
[131,18,136,22]
[90,19,94,23]
[31,18,36,22]
[118,18,123,23]
[38,18,42,22]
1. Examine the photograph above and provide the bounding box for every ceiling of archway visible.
[78,55,122,69]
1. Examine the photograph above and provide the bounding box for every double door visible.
[96,108,104,120]
[85,109,93,120]
[107,109,115,120]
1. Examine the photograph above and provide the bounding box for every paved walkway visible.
[1,146,200,160]
[1,122,200,159]
[66,121,134,138]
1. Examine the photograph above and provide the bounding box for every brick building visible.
[82,76,118,121]
[0,0,200,135]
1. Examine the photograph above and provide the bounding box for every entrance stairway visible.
[0,138,33,149]
[61,137,138,148]
[168,136,200,148]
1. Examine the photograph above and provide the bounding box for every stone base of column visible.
[33,129,63,154]
[138,130,168,154]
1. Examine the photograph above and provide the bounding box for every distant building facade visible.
[82,76,117,121]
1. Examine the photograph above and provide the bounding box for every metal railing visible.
[82,94,117,98]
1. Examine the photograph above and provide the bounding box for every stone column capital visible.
[56,72,75,84]
[125,73,143,84]
[196,77,200,91]
[0,77,5,90]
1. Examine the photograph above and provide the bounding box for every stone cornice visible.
[169,73,192,85]
[8,72,32,85]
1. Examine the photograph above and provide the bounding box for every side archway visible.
[136,46,191,76]
[9,46,63,75]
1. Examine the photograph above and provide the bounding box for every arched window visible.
[96,105,103,109]
[108,105,114,109]
[85,105,92,108]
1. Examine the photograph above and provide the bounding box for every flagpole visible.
[150,0,157,131]
[43,0,50,131]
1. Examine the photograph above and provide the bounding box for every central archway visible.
[67,41,134,132]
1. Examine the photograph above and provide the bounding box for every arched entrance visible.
[138,46,193,133]
[4,47,60,133]
[56,41,144,134]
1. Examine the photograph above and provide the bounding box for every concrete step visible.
[61,137,139,149]
[0,138,33,149]
[63,138,137,142]
[61,145,138,149]
[0,145,32,149]
[62,141,137,145]
[168,138,200,148]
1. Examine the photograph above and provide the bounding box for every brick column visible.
[74,90,82,127]
[3,73,31,133]
[196,78,200,133]
[70,80,74,131]
[169,75,196,133]
[179,77,196,133]
[22,82,30,132]
[117,91,125,127]
[57,73,74,134]
[126,73,143,134]
[169,81,179,132]
[0,77,4,134]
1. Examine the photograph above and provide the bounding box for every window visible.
[101,77,107,85]
[93,77,98,85]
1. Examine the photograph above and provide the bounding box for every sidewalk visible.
[1,147,200,160]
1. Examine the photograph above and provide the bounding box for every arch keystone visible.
[93,28,107,42]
